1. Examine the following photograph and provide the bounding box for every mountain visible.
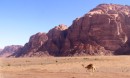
[0,45,23,57]
[11,24,68,57]
[41,24,68,56]
[0,49,3,53]
[60,4,130,56]
[11,4,130,57]
[10,32,49,57]
[0,49,2,51]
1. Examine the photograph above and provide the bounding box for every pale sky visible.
[0,0,130,48]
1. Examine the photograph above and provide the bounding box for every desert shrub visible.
[25,60,31,62]
[55,60,58,63]
[83,58,89,60]
[41,63,43,65]
[7,63,11,66]
[94,58,98,60]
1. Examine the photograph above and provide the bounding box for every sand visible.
[0,56,130,78]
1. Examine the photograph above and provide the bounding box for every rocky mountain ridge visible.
[2,3,130,57]
[0,45,23,57]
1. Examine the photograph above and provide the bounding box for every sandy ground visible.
[0,56,130,78]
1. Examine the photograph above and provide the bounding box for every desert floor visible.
[0,56,130,78]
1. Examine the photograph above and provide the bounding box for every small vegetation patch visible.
[25,60,31,62]
[83,58,89,60]
[55,60,58,63]
[7,63,11,66]
[41,63,43,65]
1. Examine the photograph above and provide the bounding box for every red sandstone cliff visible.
[10,4,130,57]
[60,4,130,56]
[43,24,68,56]
[11,32,49,57]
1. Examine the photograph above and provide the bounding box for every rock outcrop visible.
[43,24,68,56]
[60,4,130,56]
[11,32,49,57]
[11,25,68,57]
[11,4,130,57]
[0,45,23,57]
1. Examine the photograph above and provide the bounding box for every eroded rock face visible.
[45,24,68,56]
[11,4,130,57]
[61,4,130,56]
[0,45,23,57]
[12,32,49,57]
[11,25,68,57]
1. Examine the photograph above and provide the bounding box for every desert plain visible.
[0,56,130,78]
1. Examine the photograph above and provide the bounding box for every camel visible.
[82,63,96,72]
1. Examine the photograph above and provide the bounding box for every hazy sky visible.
[0,0,130,48]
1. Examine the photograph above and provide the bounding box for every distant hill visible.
[9,3,130,57]
[0,49,3,53]
[0,45,23,57]
[0,48,2,51]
